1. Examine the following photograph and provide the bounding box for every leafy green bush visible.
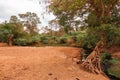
[58,37,67,44]
[81,33,100,53]
[101,53,120,79]
[95,24,120,46]
[101,52,112,62]
[81,24,120,52]
[76,32,86,44]
[40,36,48,41]
[100,52,112,72]
[108,58,120,78]
[13,32,31,46]
[51,36,58,41]
[71,31,82,36]
[14,38,29,46]
[39,35,49,44]
[31,35,41,43]
[47,36,58,44]
[42,40,49,44]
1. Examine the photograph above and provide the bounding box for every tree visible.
[9,15,20,24]
[0,23,22,46]
[9,15,23,32]
[0,15,25,46]
[110,1,120,27]
[48,0,120,74]
[48,19,60,35]
[48,0,119,26]
[19,12,40,36]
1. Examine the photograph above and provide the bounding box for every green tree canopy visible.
[0,22,24,45]
[19,12,41,36]
[49,0,120,27]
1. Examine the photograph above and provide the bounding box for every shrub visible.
[40,36,47,41]
[100,53,120,79]
[81,33,100,54]
[31,35,41,43]
[76,32,86,44]
[47,36,58,44]
[58,37,67,44]
[100,52,112,78]
[71,31,82,36]
[39,35,49,44]
[81,24,120,53]
[51,36,57,40]
[71,36,77,42]
[42,40,49,44]
[108,58,120,78]
[14,38,29,46]
[95,24,120,46]
[101,52,112,62]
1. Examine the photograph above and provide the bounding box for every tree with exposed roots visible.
[44,0,120,74]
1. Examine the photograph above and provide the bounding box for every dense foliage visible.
[101,52,120,79]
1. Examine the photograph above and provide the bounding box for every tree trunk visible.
[81,41,104,74]
[8,35,13,46]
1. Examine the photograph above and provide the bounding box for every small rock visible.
[76,78,80,80]
[48,73,53,76]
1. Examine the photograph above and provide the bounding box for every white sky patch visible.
[0,0,55,27]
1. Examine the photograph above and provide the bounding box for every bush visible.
[101,52,112,62]
[108,58,120,78]
[31,35,41,43]
[51,36,57,40]
[58,37,67,44]
[14,38,29,46]
[39,35,49,44]
[71,31,82,36]
[81,24,120,53]
[81,33,100,54]
[101,52,112,71]
[48,36,58,44]
[76,32,86,44]
[100,52,120,79]
[95,24,120,46]
[42,40,49,44]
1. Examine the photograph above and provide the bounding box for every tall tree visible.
[48,19,60,35]
[9,15,20,23]
[19,12,40,36]
[48,0,120,74]
[0,22,23,46]
[9,15,23,31]
[48,0,119,26]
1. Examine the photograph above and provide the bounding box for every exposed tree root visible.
[81,42,103,74]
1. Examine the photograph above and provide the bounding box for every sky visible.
[0,0,55,27]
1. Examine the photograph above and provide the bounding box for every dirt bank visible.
[0,47,109,80]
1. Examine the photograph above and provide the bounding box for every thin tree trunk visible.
[8,34,13,46]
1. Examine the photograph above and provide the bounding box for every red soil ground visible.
[0,47,109,80]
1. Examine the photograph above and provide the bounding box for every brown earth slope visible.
[0,47,109,80]
[104,46,120,59]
